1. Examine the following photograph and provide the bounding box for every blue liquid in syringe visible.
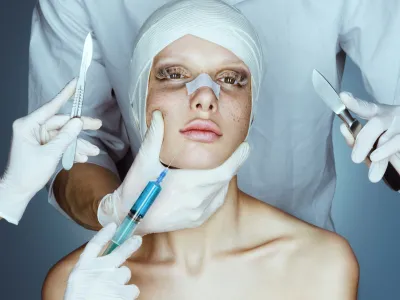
[102,169,167,255]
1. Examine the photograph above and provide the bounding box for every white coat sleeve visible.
[28,0,129,218]
[339,0,400,105]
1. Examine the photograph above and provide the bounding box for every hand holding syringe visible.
[102,147,181,256]
[97,110,250,249]
[102,167,168,255]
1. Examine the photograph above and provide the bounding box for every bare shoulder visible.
[292,227,359,274]
[42,244,86,300]
[286,226,359,299]
[240,193,359,299]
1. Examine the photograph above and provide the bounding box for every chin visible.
[161,146,225,170]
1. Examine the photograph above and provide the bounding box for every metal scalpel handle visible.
[62,138,77,171]
[340,111,400,192]
[61,32,93,171]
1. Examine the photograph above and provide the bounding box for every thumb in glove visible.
[46,118,83,154]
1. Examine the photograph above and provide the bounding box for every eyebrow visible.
[154,55,249,75]
[153,55,187,67]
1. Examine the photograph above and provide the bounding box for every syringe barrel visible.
[103,181,163,256]
[130,181,162,218]
[112,181,161,245]
[111,214,140,246]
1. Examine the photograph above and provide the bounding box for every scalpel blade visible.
[62,32,93,171]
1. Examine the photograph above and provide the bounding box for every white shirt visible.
[28,0,400,230]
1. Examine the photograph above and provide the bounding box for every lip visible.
[180,119,222,143]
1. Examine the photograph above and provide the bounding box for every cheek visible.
[146,83,188,127]
[145,87,171,127]
[146,88,189,127]
[220,95,251,137]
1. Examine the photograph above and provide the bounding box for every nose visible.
[189,87,218,113]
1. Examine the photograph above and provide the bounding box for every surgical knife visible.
[62,32,93,171]
[312,69,400,192]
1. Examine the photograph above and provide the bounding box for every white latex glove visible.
[0,78,102,224]
[339,92,400,183]
[64,222,142,300]
[98,110,250,235]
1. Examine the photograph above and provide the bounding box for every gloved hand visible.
[64,222,141,300]
[98,110,250,235]
[0,78,102,224]
[339,92,400,183]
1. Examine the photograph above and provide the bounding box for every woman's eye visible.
[156,67,188,80]
[169,73,184,79]
[218,71,248,87]
[222,76,237,85]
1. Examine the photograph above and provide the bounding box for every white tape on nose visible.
[186,73,221,99]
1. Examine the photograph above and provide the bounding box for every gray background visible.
[0,1,399,299]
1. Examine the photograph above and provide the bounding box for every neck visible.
[144,176,242,269]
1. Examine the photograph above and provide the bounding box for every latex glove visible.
[339,92,400,183]
[64,222,141,300]
[0,78,102,224]
[98,110,250,235]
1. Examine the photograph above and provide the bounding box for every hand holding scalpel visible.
[62,32,94,171]
[312,69,400,191]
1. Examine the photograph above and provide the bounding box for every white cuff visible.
[97,193,121,227]
[0,181,34,225]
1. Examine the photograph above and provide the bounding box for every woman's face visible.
[146,34,252,169]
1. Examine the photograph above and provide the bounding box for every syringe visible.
[102,168,168,256]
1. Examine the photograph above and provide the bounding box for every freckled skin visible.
[146,34,252,169]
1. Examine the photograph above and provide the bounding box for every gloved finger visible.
[41,129,58,143]
[352,117,386,163]
[375,116,400,145]
[81,117,102,131]
[28,78,77,125]
[140,110,164,161]
[76,138,100,156]
[113,284,140,300]
[74,153,88,163]
[339,92,380,120]
[191,186,227,226]
[90,265,132,284]
[340,123,355,147]
[173,142,250,187]
[46,118,83,153]
[79,223,117,262]
[43,115,102,131]
[113,266,132,285]
[105,235,142,268]
[368,158,389,183]
[370,135,400,162]
[40,124,51,145]
[212,142,250,180]
[40,122,103,146]
[87,284,140,300]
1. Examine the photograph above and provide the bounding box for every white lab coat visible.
[28,0,400,230]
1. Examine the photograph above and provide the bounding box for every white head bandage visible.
[186,73,221,100]
[129,0,264,140]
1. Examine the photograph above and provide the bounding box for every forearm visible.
[53,163,121,230]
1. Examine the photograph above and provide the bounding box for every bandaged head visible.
[129,0,264,141]
[97,0,266,234]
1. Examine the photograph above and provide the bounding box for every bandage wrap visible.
[186,73,221,99]
[129,0,264,140]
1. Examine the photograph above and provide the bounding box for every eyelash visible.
[218,71,248,87]
[156,67,188,80]
[156,67,248,87]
